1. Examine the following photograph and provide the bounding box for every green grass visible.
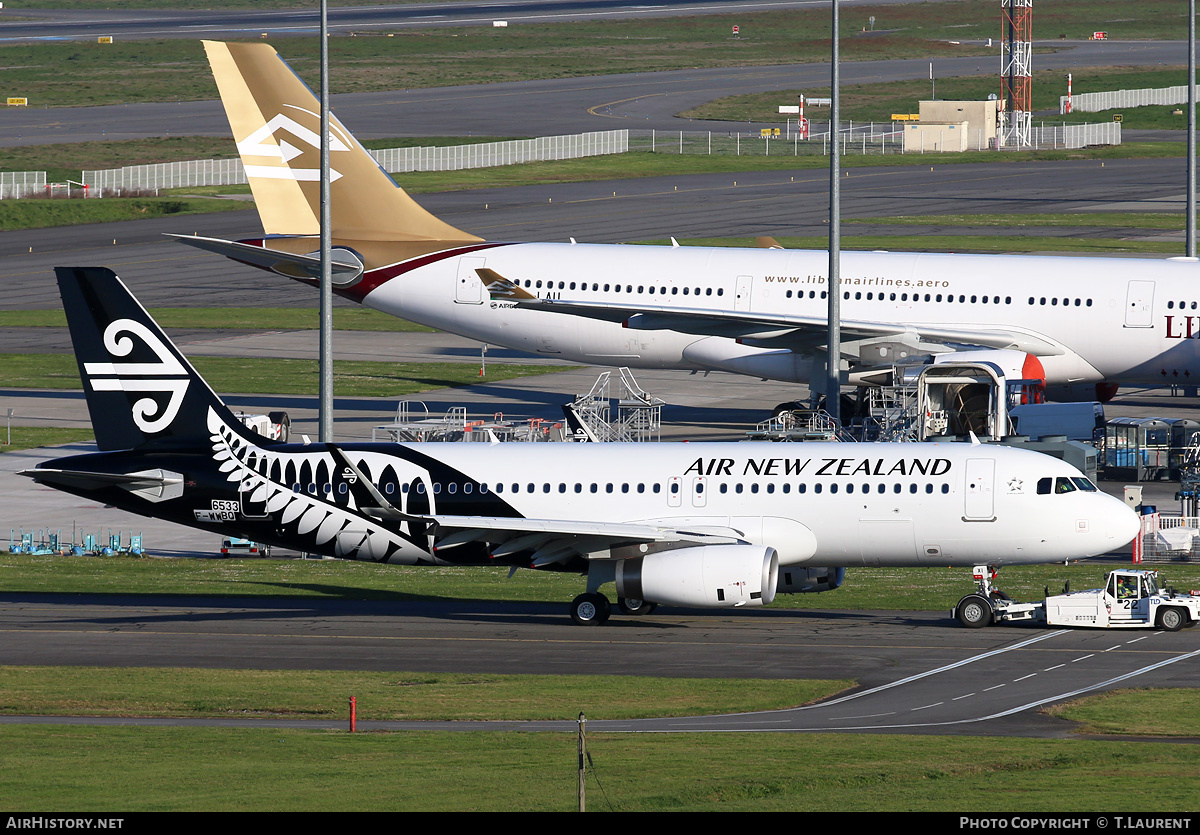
[0,8,983,108]
[2,2,1192,109]
[0,666,845,722]
[0,136,523,184]
[0,306,433,332]
[0,141,1189,235]
[1,725,1197,811]
[682,65,1200,129]
[0,196,247,230]
[843,212,1185,230]
[1048,688,1200,737]
[0,427,97,453]
[0,354,569,397]
[162,140,1193,201]
[3,554,1195,614]
[641,234,1185,255]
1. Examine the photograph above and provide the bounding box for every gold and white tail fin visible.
[203,40,481,246]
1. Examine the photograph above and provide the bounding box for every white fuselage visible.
[339,440,1136,568]
[364,243,1200,386]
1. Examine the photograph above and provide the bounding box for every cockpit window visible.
[1071,477,1098,492]
[1037,477,1052,495]
[1055,477,1077,494]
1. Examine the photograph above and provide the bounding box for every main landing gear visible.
[569,593,658,625]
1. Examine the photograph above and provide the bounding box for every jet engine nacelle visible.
[681,337,810,383]
[615,545,779,609]
[932,349,1046,385]
[776,566,845,595]
[1044,382,1120,404]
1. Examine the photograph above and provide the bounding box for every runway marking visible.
[628,647,1200,734]
[1071,654,1095,663]
[587,93,666,118]
[762,630,1070,715]
[1043,664,1065,671]
[1103,645,1123,652]
[952,693,975,700]
[1013,673,1036,682]
[911,702,943,711]
[983,683,1005,692]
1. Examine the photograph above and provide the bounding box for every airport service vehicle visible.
[177,40,1200,405]
[953,567,1200,630]
[235,411,291,442]
[23,268,1138,624]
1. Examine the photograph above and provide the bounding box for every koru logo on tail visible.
[83,319,190,434]
[237,106,352,183]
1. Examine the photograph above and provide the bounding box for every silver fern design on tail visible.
[206,408,416,562]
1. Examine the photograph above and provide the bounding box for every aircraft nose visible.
[1107,500,1141,548]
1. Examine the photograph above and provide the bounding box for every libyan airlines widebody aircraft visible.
[23,266,1138,624]
[173,40,1200,404]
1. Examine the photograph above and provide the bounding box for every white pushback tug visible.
[954,566,1200,631]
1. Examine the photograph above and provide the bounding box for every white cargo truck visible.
[953,566,1200,631]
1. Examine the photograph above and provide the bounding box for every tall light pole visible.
[1189,0,1196,258]
[319,0,334,442]
[826,0,841,423]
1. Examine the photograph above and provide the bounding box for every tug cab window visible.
[1109,573,1141,600]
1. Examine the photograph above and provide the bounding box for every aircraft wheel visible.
[956,594,993,628]
[570,593,611,626]
[771,401,805,418]
[1157,607,1186,632]
[618,597,657,616]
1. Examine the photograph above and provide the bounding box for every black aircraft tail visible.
[56,266,268,451]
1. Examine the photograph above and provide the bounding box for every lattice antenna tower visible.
[1000,0,1032,148]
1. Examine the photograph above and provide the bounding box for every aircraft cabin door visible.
[455,256,487,304]
[1124,280,1154,328]
[667,476,682,508]
[735,275,753,312]
[963,458,996,521]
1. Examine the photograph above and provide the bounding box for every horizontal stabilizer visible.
[168,235,364,285]
[20,467,181,492]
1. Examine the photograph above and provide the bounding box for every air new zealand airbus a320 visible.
[22,267,1137,624]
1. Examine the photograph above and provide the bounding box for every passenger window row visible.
[291,480,955,497]
[523,279,724,297]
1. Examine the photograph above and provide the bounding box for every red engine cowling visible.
[932,350,1046,403]
[615,545,779,609]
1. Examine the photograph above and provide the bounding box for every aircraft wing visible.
[477,267,1065,355]
[512,297,1065,355]
[426,515,745,567]
[327,446,744,566]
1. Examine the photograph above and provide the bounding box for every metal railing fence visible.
[1061,84,1200,114]
[80,130,629,193]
